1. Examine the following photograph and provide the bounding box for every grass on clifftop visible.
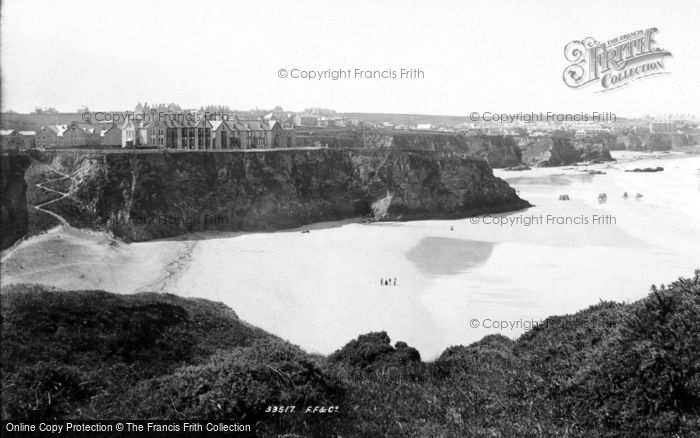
[2,271,699,437]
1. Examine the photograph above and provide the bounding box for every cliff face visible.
[619,134,644,151]
[44,149,528,241]
[573,141,615,162]
[643,133,694,151]
[521,137,581,167]
[364,133,522,168]
[294,131,522,168]
[0,154,31,250]
[521,137,613,167]
[617,133,696,151]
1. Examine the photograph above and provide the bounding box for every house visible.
[574,125,610,138]
[328,117,347,128]
[113,108,290,150]
[121,119,139,148]
[189,117,213,150]
[36,125,67,148]
[136,117,214,150]
[416,123,433,131]
[229,120,251,149]
[267,120,286,148]
[210,120,235,150]
[294,114,319,127]
[238,119,269,149]
[77,124,101,145]
[120,117,179,149]
[234,119,289,149]
[100,124,122,147]
[138,118,171,148]
[138,117,184,149]
[649,122,676,134]
[1,129,23,151]
[280,115,296,129]
[63,122,88,147]
[18,131,36,149]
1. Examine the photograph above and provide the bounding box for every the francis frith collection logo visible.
[563,28,672,92]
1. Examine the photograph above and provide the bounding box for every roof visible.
[77,123,99,133]
[194,117,213,129]
[44,125,66,136]
[100,126,118,136]
[226,121,249,132]
[19,131,36,136]
[238,119,266,131]
[140,118,181,129]
[0,129,17,136]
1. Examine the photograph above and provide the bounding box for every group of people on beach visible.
[381,278,397,286]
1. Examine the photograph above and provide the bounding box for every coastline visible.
[2,151,699,358]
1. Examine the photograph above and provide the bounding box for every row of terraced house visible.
[121,117,291,149]
[28,117,293,150]
[34,123,122,149]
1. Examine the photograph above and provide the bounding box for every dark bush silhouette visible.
[567,271,700,434]
[126,339,345,435]
[3,272,700,436]
[328,331,420,371]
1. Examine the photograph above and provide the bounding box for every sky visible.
[1,0,698,117]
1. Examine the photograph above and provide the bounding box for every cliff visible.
[521,136,613,167]
[617,133,696,151]
[38,149,528,241]
[364,133,522,168]
[295,130,523,168]
[521,137,582,167]
[0,154,31,250]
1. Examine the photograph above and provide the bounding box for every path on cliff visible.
[1,168,74,264]
[34,170,72,227]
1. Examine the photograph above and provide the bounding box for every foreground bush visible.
[567,270,700,435]
[0,285,270,419]
[2,272,700,436]
[126,339,345,436]
[328,331,421,372]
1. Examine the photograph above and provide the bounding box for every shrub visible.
[2,363,90,420]
[568,271,700,435]
[126,338,345,436]
[1,285,271,420]
[328,331,420,372]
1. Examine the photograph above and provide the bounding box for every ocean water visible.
[3,151,699,359]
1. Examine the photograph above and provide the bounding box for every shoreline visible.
[2,151,699,358]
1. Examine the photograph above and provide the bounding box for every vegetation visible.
[2,271,699,437]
